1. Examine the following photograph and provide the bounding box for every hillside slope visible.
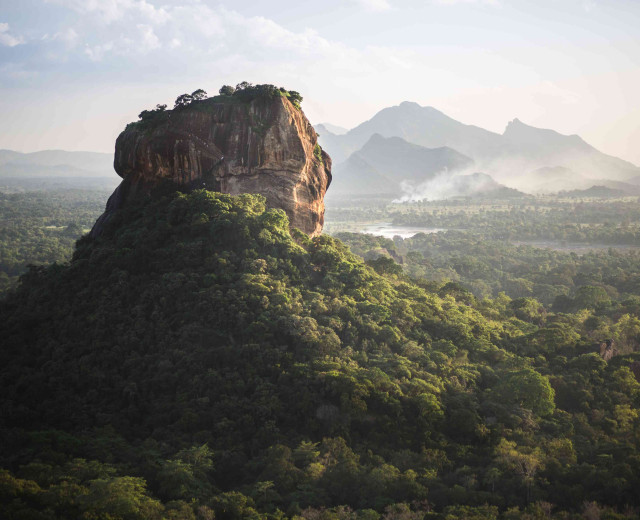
[330,134,474,197]
[1,189,640,519]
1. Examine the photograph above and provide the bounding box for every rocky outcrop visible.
[91,95,331,237]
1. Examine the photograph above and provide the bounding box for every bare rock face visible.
[91,95,331,237]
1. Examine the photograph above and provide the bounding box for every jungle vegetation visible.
[0,188,108,295]
[1,189,640,519]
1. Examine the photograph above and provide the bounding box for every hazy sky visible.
[1,0,639,164]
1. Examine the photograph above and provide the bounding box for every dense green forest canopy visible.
[0,188,109,295]
[1,188,640,519]
[327,197,640,245]
[327,198,640,309]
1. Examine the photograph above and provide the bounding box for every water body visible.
[361,223,446,240]
[514,241,640,254]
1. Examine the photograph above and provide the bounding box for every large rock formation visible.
[91,94,331,237]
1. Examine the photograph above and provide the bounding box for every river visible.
[360,223,447,240]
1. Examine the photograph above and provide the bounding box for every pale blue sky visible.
[1,0,639,163]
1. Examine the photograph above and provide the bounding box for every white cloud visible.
[170,3,225,41]
[51,28,79,48]
[134,0,170,24]
[353,0,392,11]
[70,1,359,63]
[83,25,160,60]
[229,12,336,55]
[44,0,169,24]
[136,24,160,52]
[435,0,500,5]
[45,0,129,23]
[84,41,115,61]
[0,22,23,47]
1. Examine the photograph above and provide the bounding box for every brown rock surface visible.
[91,95,331,237]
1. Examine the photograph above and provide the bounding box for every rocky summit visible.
[91,87,332,238]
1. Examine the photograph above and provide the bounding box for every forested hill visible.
[1,189,640,519]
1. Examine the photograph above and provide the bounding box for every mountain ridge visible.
[329,133,474,197]
[319,102,640,193]
[0,149,115,177]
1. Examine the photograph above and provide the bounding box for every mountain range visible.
[317,102,640,197]
[319,102,502,165]
[0,149,115,177]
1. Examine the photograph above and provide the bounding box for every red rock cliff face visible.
[92,95,331,237]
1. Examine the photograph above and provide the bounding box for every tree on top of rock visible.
[174,93,193,109]
[219,85,235,96]
[174,89,208,109]
[191,89,208,101]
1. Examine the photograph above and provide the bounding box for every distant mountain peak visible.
[397,101,445,116]
[315,122,348,136]
[399,101,421,108]
[368,132,386,142]
[504,118,530,133]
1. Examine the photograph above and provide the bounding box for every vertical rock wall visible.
[92,95,331,237]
